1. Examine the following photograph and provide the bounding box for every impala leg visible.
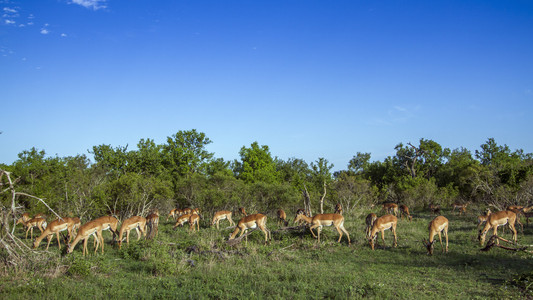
[340,225,351,245]
[335,225,343,243]
[437,231,444,252]
[444,227,449,253]
[493,227,499,245]
[392,225,398,248]
[510,223,517,244]
[380,230,385,248]
[126,230,130,245]
[309,225,319,239]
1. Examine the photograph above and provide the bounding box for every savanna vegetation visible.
[1,129,532,299]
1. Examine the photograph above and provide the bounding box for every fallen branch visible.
[226,228,259,246]
[481,235,533,253]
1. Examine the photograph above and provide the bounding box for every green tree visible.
[163,129,214,177]
[234,142,279,184]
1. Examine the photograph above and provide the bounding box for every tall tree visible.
[163,129,214,177]
[234,142,279,184]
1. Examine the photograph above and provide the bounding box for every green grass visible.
[1,210,532,299]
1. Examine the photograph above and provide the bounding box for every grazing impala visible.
[174,214,192,229]
[365,213,377,239]
[478,210,517,246]
[368,214,398,250]
[19,217,47,240]
[334,203,343,215]
[477,209,492,229]
[117,216,146,249]
[189,214,200,232]
[423,216,449,255]
[277,209,287,227]
[229,214,270,244]
[33,217,78,250]
[399,204,413,221]
[211,210,235,229]
[382,203,398,216]
[305,213,350,244]
[16,213,31,225]
[67,219,106,256]
[293,213,312,226]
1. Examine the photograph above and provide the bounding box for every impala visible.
[239,207,247,216]
[423,216,449,255]
[334,203,343,215]
[16,212,31,225]
[477,209,492,229]
[429,204,441,215]
[229,214,270,244]
[368,214,397,250]
[295,208,306,216]
[211,210,235,229]
[67,219,105,256]
[189,214,200,232]
[478,210,517,246]
[382,203,398,216]
[277,209,287,226]
[399,204,412,221]
[33,217,78,250]
[167,209,178,221]
[191,208,201,215]
[173,214,192,229]
[146,211,159,238]
[20,217,47,240]
[182,208,193,215]
[365,213,377,239]
[452,202,468,215]
[306,213,350,244]
[507,207,525,232]
[293,213,312,226]
[117,216,146,249]
[507,205,523,211]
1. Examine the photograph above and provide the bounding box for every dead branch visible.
[225,228,259,246]
[480,235,533,253]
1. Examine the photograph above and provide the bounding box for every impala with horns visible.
[478,210,517,246]
[423,216,449,255]
[365,213,377,239]
[117,216,146,249]
[229,214,270,244]
[67,218,106,256]
[295,213,350,244]
[33,217,78,250]
[211,210,235,229]
[368,214,398,250]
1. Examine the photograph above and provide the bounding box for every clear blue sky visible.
[1,0,532,170]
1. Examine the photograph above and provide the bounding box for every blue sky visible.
[1,0,532,170]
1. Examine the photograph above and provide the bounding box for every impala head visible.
[66,243,74,254]
[368,234,377,250]
[422,239,436,255]
[478,229,487,246]
[293,214,304,225]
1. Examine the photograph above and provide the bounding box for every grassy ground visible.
[1,209,532,299]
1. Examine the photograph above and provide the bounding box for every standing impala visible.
[117,216,146,249]
[334,203,343,215]
[365,213,377,239]
[368,214,398,250]
[423,216,449,255]
[211,210,235,229]
[146,211,160,238]
[189,214,200,232]
[174,214,192,229]
[33,217,78,250]
[229,214,270,244]
[18,217,47,240]
[67,218,106,256]
[296,213,350,244]
[277,209,287,227]
[382,203,399,216]
[478,210,517,246]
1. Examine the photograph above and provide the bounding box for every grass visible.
[1,209,532,299]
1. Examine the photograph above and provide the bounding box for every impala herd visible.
[15,201,533,256]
